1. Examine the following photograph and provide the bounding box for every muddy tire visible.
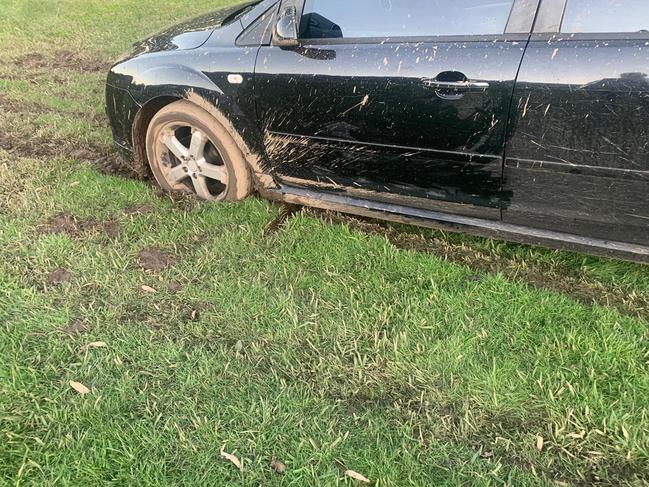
[145,100,252,201]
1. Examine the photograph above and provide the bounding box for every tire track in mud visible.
[0,50,129,176]
[0,130,132,177]
[11,50,109,73]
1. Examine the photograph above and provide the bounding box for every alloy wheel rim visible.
[155,122,229,200]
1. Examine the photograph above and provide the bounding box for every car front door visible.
[255,0,539,219]
[504,0,649,246]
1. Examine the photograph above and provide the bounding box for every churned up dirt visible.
[37,212,121,239]
[13,50,109,73]
[137,247,172,272]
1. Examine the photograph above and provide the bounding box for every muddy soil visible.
[13,50,109,73]
[64,318,88,335]
[138,247,172,272]
[47,268,72,285]
[38,212,122,239]
[0,131,133,177]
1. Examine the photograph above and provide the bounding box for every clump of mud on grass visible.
[138,246,172,272]
[37,212,121,239]
[47,268,72,285]
[13,50,108,73]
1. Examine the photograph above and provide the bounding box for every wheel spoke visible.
[189,130,207,159]
[197,159,227,183]
[192,175,212,200]
[169,164,188,183]
[162,134,189,161]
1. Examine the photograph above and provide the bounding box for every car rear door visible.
[503,0,649,245]
[255,0,539,219]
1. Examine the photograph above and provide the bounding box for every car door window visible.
[561,0,649,33]
[299,0,516,39]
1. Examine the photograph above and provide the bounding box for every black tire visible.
[145,100,252,201]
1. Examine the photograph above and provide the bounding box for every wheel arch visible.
[131,88,275,189]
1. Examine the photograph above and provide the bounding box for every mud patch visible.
[64,319,88,335]
[168,281,183,293]
[306,209,649,322]
[100,220,122,239]
[0,132,135,177]
[47,268,72,285]
[13,50,109,73]
[138,247,172,272]
[153,186,198,211]
[37,212,121,239]
[123,204,154,216]
[0,94,103,125]
[39,213,79,237]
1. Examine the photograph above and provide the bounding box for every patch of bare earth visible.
[38,212,121,239]
[64,318,88,335]
[138,247,172,272]
[0,130,132,177]
[0,94,106,126]
[12,50,109,73]
[301,208,649,322]
[47,268,72,285]
[0,50,132,176]
[123,204,154,216]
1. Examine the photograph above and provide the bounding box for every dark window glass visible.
[562,0,649,33]
[299,0,515,39]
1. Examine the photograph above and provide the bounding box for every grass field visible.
[1,1,649,485]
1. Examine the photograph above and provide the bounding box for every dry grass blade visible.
[141,285,156,294]
[345,469,370,483]
[69,381,90,394]
[536,435,545,451]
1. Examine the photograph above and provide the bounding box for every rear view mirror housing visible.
[273,6,299,47]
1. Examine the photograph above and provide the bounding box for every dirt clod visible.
[124,204,153,216]
[39,213,79,236]
[65,319,88,335]
[270,458,286,475]
[101,220,121,238]
[168,281,183,293]
[37,213,121,239]
[47,268,72,285]
[138,247,172,272]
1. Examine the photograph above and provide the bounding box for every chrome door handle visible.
[422,79,490,92]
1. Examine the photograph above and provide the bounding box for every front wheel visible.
[145,100,252,201]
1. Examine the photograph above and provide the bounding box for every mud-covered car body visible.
[106,0,649,263]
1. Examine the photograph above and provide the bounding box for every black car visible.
[106,0,649,263]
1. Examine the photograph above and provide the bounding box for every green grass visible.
[1,1,649,486]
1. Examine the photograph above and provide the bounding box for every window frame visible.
[274,0,539,45]
[532,0,649,38]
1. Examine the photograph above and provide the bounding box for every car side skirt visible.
[262,184,649,264]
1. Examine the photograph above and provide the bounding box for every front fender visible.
[126,65,226,105]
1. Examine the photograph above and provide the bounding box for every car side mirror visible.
[274,6,299,47]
